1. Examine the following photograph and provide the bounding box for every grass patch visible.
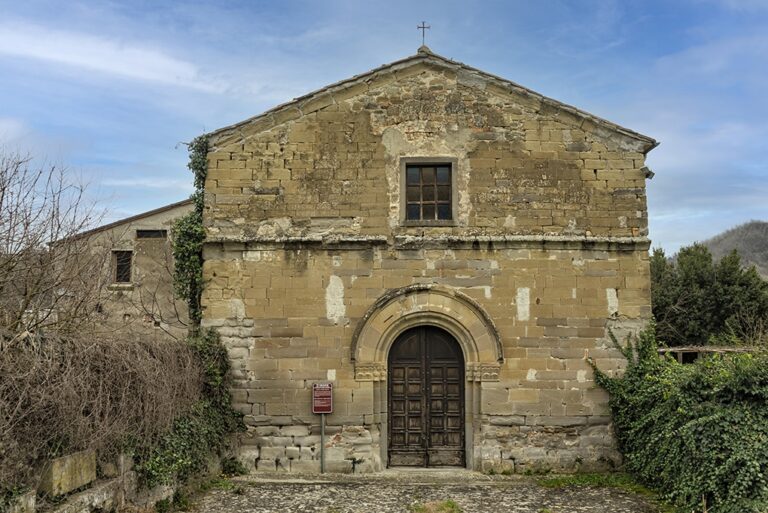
[409,499,463,513]
[537,473,680,513]
[198,477,234,492]
[537,472,650,494]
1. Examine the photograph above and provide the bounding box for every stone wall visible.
[205,242,649,473]
[201,49,656,473]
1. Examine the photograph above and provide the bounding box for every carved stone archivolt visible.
[351,284,503,382]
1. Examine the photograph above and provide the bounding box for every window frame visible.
[112,250,133,284]
[400,157,458,227]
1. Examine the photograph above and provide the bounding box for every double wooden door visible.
[388,326,465,467]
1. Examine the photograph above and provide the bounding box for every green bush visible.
[592,327,768,512]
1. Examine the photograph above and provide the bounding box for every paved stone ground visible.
[193,470,662,513]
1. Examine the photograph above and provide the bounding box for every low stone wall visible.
[6,451,218,513]
[478,420,620,473]
[239,424,379,473]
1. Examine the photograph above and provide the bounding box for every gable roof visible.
[65,198,193,241]
[208,46,658,153]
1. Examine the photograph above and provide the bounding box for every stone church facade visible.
[201,47,657,473]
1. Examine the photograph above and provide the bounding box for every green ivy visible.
[592,327,768,513]
[135,329,244,488]
[172,135,209,329]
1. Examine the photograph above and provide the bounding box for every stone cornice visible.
[203,234,650,251]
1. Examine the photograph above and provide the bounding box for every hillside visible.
[702,220,768,278]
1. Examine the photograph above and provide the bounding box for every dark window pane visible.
[404,163,452,223]
[136,229,167,239]
[114,251,132,283]
[436,166,450,184]
[406,167,420,185]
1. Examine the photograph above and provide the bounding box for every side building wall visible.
[79,201,193,340]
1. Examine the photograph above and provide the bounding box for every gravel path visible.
[193,470,661,513]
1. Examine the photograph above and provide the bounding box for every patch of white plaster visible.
[489,260,499,270]
[577,370,587,383]
[572,288,577,299]
[327,369,336,381]
[229,298,245,321]
[326,275,346,325]
[504,215,516,228]
[332,255,342,267]
[526,369,537,381]
[606,288,619,316]
[516,287,530,321]
[243,250,276,262]
[618,216,628,228]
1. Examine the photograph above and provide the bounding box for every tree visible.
[650,243,768,346]
[0,151,105,340]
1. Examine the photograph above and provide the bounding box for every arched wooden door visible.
[388,326,465,467]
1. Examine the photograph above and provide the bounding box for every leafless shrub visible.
[0,150,206,494]
[0,332,203,491]
[0,151,106,336]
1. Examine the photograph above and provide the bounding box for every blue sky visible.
[1,0,766,252]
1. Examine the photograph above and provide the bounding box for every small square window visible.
[404,163,453,222]
[113,251,132,283]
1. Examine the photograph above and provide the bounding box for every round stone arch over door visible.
[351,284,503,470]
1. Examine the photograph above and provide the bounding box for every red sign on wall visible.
[312,383,333,414]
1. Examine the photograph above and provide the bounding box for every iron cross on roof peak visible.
[417,21,430,46]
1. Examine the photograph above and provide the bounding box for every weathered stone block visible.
[39,450,96,497]
[259,447,285,460]
[256,459,277,471]
[281,425,311,437]
[7,490,35,513]
[290,460,321,473]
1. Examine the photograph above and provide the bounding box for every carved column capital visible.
[466,362,501,382]
[354,362,387,381]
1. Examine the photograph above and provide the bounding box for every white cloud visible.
[0,117,28,142]
[0,21,225,92]
[655,34,768,79]
[102,177,194,191]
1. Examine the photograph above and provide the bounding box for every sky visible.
[1,0,767,253]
